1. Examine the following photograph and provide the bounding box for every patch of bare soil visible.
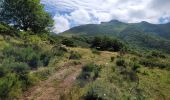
[23,63,82,100]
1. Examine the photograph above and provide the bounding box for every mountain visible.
[62,20,170,38]
[61,20,170,52]
[61,20,127,36]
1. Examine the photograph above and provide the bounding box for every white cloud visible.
[53,16,70,33]
[67,9,91,25]
[41,0,170,33]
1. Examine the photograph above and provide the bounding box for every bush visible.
[110,56,115,62]
[51,45,67,56]
[132,63,141,71]
[0,66,7,77]
[139,59,167,69]
[61,38,75,47]
[69,51,82,60]
[91,36,126,52]
[0,23,18,37]
[116,58,126,67]
[27,53,40,69]
[6,62,30,75]
[3,45,51,68]
[40,53,51,66]
[0,74,22,99]
[84,91,103,100]
[79,64,101,81]
[147,51,166,58]
[91,48,100,55]
[83,82,120,100]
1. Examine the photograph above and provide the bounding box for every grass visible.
[138,67,170,99]
[63,47,170,100]
[1,30,170,99]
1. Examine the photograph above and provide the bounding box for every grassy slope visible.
[1,33,170,99]
[63,47,170,100]
[1,22,170,99]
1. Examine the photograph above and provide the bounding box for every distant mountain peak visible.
[101,20,122,24]
[109,20,122,24]
[61,19,170,39]
[140,21,151,24]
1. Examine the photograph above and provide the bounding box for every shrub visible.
[110,56,115,62]
[91,48,100,55]
[0,74,22,99]
[139,59,167,69]
[91,36,126,52]
[83,82,120,100]
[2,45,51,68]
[69,51,82,60]
[116,58,126,67]
[61,38,75,47]
[6,62,30,75]
[147,51,166,58]
[40,53,51,66]
[84,91,103,100]
[27,53,40,69]
[0,66,7,77]
[51,45,67,56]
[79,64,101,81]
[132,63,141,71]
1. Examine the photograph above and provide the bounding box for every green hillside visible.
[61,20,170,53]
[62,20,170,39]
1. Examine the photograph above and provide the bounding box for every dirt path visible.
[23,64,83,100]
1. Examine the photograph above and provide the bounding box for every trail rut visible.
[23,64,82,100]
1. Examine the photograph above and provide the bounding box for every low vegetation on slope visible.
[0,23,68,99]
[1,22,170,99]
[62,47,170,100]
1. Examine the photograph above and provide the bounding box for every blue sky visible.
[41,0,170,33]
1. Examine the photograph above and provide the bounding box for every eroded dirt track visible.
[23,64,82,100]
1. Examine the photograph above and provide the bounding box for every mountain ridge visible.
[61,20,170,39]
[61,20,170,52]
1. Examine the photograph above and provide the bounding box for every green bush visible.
[147,51,166,58]
[51,45,67,56]
[62,38,75,47]
[0,74,22,99]
[83,82,120,100]
[0,23,18,37]
[79,64,101,81]
[0,66,7,77]
[91,36,126,52]
[40,53,51,66]
[3,45,51,68]
[6,62,30,74]
[110,56,115,62]
[116,58,126,67]
[27,53,40,69]
[139,59,167,69]
[91,48,101,55]
[69,51,82,60]
[132,63,141,71]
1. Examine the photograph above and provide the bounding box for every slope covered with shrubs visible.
[0,23,67,99]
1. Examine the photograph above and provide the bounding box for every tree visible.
[91,36,126,52]
[0,0,53,33]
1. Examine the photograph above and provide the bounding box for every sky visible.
[41,0,170,33]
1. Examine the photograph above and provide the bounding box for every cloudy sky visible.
[41,0,170,33]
